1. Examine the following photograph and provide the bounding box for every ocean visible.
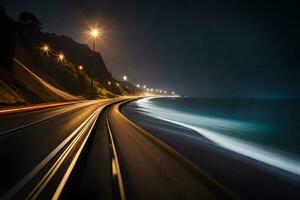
[124,97,300,176]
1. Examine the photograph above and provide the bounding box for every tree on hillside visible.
[18,12,42,30]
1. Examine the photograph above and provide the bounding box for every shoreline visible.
[122,100,300,199]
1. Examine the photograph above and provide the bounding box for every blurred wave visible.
[135,97,300,176]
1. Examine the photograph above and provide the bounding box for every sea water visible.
[130,97,300,176]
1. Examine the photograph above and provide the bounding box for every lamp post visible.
[135,84,140,96]
[89,28,100,98]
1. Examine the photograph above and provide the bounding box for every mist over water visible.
[132,97,300,176]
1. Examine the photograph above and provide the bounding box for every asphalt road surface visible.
[0,98,233,200]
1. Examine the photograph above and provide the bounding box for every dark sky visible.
[3,0,300,98]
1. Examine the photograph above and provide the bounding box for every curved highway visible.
[0,98,233,200]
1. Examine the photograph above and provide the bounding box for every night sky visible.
[3,0,300,98]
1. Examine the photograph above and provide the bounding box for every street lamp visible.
[108,81,111,85]
[90,29,100,38]
[41,44,49,54]
[78,65,83,70]
[143,85,146,89]
[123,75,127,81]
[57,52,64,62]
[89,27,101,98]
[136,84,140,88]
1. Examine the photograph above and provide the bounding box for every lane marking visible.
[0,101,101,137]
[27,112,98,200]
[106,113,127,200]
[51,108,101,200]
[1,107,101,200]
[0,101,100,136]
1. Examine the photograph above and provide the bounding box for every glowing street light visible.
[147,88,150,91]
[41,44,49,53]
[90,28,100,39]
[150,88,153,92]
[57,52,65,62]
[143,85,146,89]
[116,82,120,87]
[172,91,175,95]
[123,75,127,81]
[88,27,102,97]
[108,81,111,85]
[78,65,83,70]
[136,84,140,88]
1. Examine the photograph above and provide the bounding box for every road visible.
[0,98,233,199]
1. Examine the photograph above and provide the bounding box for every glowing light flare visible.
[143,85,147,89]
[123,75,127,81]
[108,81,112,85]
[78,65,83,70]
[90,28,100,38]
[57,53,65,62]
[41,44,49,52]
[136,84,140,88]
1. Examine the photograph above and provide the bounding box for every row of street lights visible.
[41,25,178,97]
[137,84,176,96]
[121,75,176,96]
[41,44,83,71]
[40,27,102,97]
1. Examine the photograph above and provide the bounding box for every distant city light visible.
[78,65,83,70]
[123,75,127,81]
[143,85,146,89]
[116,82,120,86]
[108,81,111,85]
[136,84,140,88]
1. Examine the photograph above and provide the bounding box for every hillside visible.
[0,58,77,106]
[0,7,131,106]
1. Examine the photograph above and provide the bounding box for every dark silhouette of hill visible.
[0,6,130,105]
